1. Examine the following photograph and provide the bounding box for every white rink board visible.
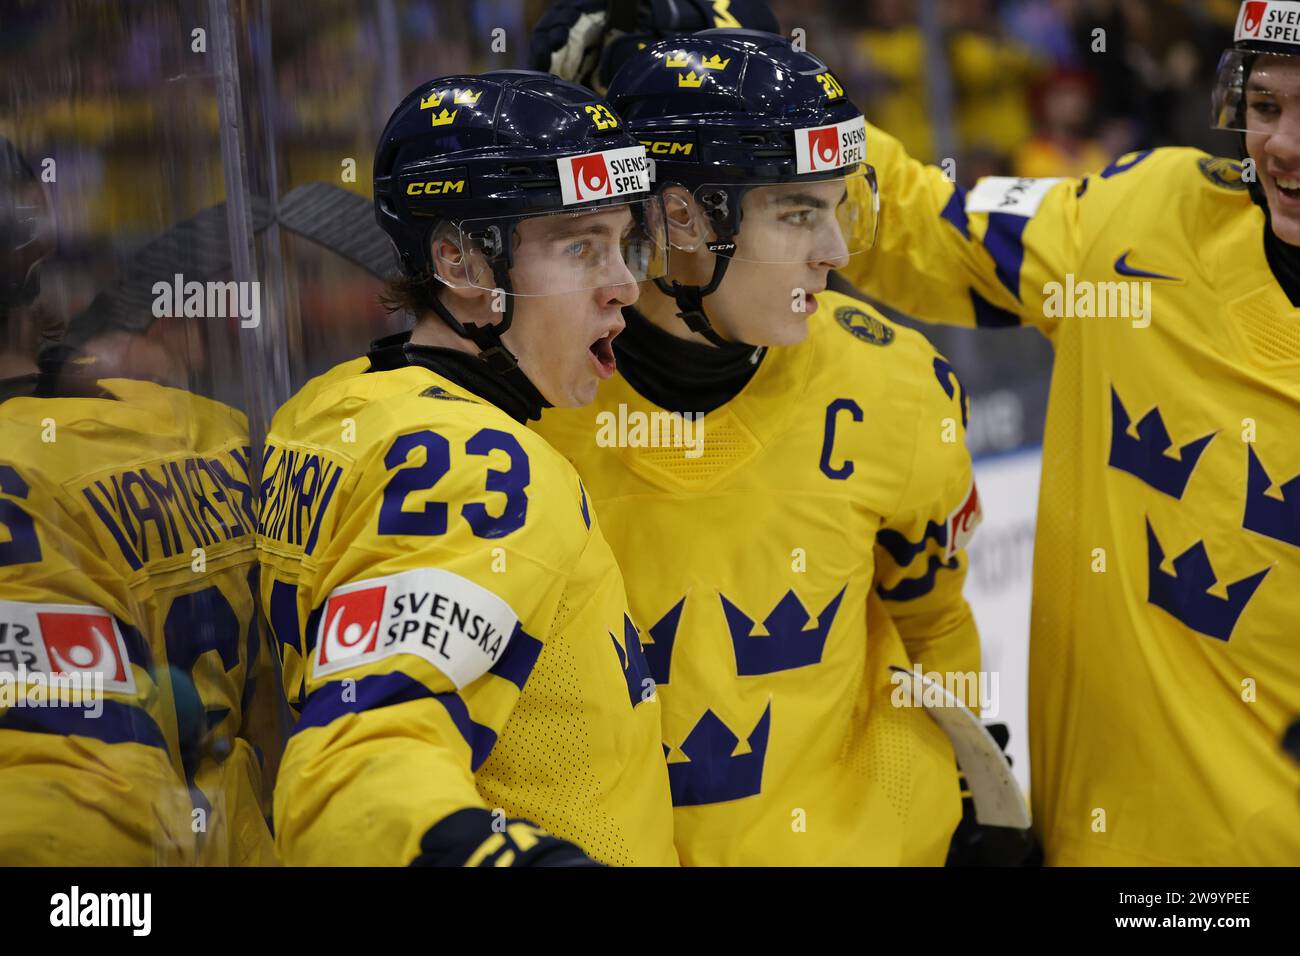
[964,447,1042,796]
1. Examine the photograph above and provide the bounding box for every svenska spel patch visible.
[795,116,867,174]
[1237,1,1300,44]
[945,479,984,559]
[557,146,650,206]
[315,567,520,688]
[0,600,136,693]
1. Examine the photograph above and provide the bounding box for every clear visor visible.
[448,195,668,297]
[689,165,879,264]
[1211,48,1300,132]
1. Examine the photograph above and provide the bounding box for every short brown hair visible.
[379,269,440,318]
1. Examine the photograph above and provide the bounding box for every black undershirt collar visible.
[366,330,546,424]
[1263,211,1300,308]
[613,306,765,416]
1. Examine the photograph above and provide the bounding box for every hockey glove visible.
[410,808,600,867]
[529,0,780,92]
[946,722,1043,866]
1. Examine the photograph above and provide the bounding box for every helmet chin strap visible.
[653,251,735,348]
[428,237,545,400]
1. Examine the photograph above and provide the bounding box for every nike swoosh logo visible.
[1115,251,1181,281]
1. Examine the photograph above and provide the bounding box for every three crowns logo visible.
[420,88,480,126]
[667,703,772,806]
[720,587,846,676]
[1244,446,1300,547]
[1108,385,1213,499]
[666,50,729,88]
[1146,517,1269,641]
[642,597,685,686]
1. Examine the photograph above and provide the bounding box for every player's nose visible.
[816,230,851,271]
[599,258,640,307]
[1266,110,1300,163]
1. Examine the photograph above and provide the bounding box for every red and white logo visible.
[805,127,841,171]
[318,585,385,668]
[312,568,521,687]
[37,610,129,684]
[794,116,867,175]
[945,480,983,558]
[556,146,649,206]
[1243,1,1268,36]
[0,601,137,694]
[569,153,611,201]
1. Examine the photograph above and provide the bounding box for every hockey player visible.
[0,137,276,865]
[533,32,987,865]
[826,1,1300,865]
[259,72,678,866]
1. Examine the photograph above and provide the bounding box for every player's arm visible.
[872,351,982,710]
[846,121,1097,337]
[271,434,593,867]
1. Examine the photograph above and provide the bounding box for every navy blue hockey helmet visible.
[374,70,666,371]
[604,30,878,340]
[1212,1,1300,131]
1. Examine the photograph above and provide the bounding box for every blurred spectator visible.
[1014,67,1114,178]
[947,0,1041,162]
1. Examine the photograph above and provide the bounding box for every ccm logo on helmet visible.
[640,139,695,156]
[1237,1,1300,41]
[795,116,867,174]
[406,180,466,196]
[557,145,650,205]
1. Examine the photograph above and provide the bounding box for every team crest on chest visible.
[1196,157,1249,192]
[835,306,894,346]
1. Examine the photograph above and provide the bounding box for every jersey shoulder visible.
[1075,147,1254,227]
[265,357,592,568]
[807,291,973,510]
[0,379,247,481]
[810,291,966,420]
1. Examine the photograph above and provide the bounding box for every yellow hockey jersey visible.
[535,292,983,865]
[844,129,1300,865]
[0,377,275,866]
[258,342,677,866]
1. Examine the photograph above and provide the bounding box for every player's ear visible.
[430,224,489,302]
[661,185,707,253]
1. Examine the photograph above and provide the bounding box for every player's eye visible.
[780,209,816,227]
[563,239,593,259]
[1248,97,1281,119]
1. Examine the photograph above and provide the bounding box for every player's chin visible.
[768,314,810,346]
[556,371,600,409]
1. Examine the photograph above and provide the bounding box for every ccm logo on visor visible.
[557,146,650,206]
[1237,0,1300,42]
[795,116,867,174]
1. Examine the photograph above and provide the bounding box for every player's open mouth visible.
[1275,175,1300,203]
[589,329,618,378]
